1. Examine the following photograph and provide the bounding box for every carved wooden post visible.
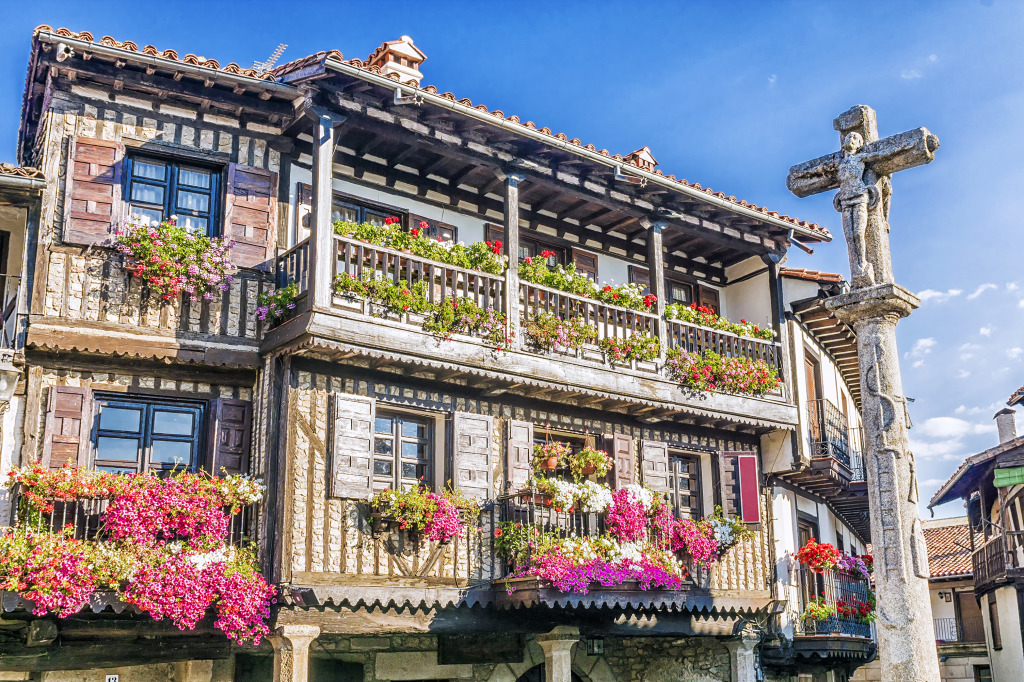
[503,172,526,350]
[644,218,668,357]
[269,624,320,682]
[307,110,346,311]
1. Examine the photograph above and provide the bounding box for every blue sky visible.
[1,1,1021,517]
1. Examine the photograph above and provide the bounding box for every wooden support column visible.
[645,219,668,356]
[269,624,320,682]
[307,110,346,311]
[503,172,526,350]
[535,626,579,682]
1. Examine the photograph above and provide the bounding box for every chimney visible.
[995,408,1017,444]
[624,146,658,173]
[366,36,426,86]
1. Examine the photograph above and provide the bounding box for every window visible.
[126,156,219,235]
[92,395,205,473]
[410,214,457,242]
[836,531,845,553]
[668,453,702,519]
[974,666,992,682]
[571,248,598,282]
[332,199,392,227]
[373,412,433,491]
[988,594,1002,649]
[666,279,693,305]
[519,238,564,266]
[697,284,720,314]
[629,266,650,295]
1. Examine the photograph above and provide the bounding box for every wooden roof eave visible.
[317,58,832,245]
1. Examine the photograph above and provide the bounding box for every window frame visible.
[125,154,220,236]
[519,237,565,266]
[987,593,1002,650]
[91,393,207,474]
[667,451,703,520]
[372,409,435,492]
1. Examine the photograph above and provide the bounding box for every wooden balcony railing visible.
[973,531,1024,587]
[666,318,781,373]
[276,238,310,296]
[794,565,874,639]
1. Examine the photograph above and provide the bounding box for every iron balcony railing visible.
[8,487,258,549]
[934,615,986,644]
[794,564,874,639]
[806,398,865,480]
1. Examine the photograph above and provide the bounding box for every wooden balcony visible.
[972,531,1024,592]
[268,236,796,430]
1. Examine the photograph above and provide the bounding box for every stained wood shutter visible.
[629,265,651,295]
[506,419,533,490]
[640,440,670,494]
[224,163,278,271]
[328,394,375,499]
[608,433,634,488]
[410,214,456,242]
[452,412,493,499]
[206,398,252,476]
[698,284,721,315]
[572,248,598,281]
[63,136,124,247]
[485,224,505,254]
[296,182,312,243]
[41,386,93,470]
[721,450,760,523]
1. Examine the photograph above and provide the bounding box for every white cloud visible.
[959,342,980,361]
[918,288,961,304]
[768,74,777,88]
[954,405,967,415]
[956,369,971,378]
[901,68,922,80]
[1007,282,1019,292]
[980,326,993,337]
[906,337,936,368]
[967,283,998,299]
[909,437,967,460]
[1009,348,1024,360]
[915,417,995,440]
[928,54,938,63]
[1019,299,1024,309]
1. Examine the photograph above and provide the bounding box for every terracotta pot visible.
[580,463,597,476]
[369,512,392,535]
[538,456,560,471]
[517,490,551,506]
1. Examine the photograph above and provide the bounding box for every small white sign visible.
[106,676,119,682]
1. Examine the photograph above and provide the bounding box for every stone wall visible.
[850,653,990,682]
[40,659,234,682]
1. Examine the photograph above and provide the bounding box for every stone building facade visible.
[0,25,878,682]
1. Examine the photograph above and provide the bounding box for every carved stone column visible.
[826,283,938,680]
[269,623,321,682]
[724,635,759,682]
[307,109,346,311]
[503,172,526,350]
[535,626,579,682]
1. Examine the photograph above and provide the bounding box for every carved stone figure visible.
[787,105,941,681]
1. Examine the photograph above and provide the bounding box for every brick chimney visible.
[994,408,1017,444]
[624,146,658,172]
[366,36,426,86]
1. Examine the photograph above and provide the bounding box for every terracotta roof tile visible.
[922,518,973,578]
[1009,383,1024,407]
[34,25,278,81]
[779,267,845,283]
[0,164,44,179]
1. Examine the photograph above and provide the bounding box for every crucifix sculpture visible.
[787,105,941,681]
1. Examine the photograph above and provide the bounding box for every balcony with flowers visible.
[0,466,272,649]
[269,217,795,427]
[489,440,754,609]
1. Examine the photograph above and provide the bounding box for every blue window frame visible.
[126,156,220,236]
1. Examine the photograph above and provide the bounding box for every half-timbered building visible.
[0,25,880,682]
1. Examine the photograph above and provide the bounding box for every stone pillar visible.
[503,172,526,350]
[724,636,758,682]
[826,283,940,681]
[269,623,321,682]
[307,108,346,311]
[535,626,579,682]
[644,219,668,353]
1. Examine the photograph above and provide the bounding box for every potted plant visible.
[795,538,840,573]
[567,445,612,481]
[533,442,570,471]
[368,486,470,543]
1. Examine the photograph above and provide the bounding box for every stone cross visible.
[787,105,941,681]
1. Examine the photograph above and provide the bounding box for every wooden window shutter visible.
[452,412,493,499]
[409,213,429,233]
[410,214,455,241]
[698,284,721,315]
[485,224,506,254]
[296,182,312,244]
[629,265,651,295]
[572,248,598,281]
[505,420,534,490]
[41,386,93,470]
[224,163,278,271]
[607,433,634,488]
[63,136,124,247]
[721,450,760,523]
[640,440,670,494]
[328,394,375,499]
[206,398,253,476]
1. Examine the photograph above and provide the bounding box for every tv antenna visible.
[252,44,287,74]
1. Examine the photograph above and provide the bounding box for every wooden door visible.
[805,355,823,442]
